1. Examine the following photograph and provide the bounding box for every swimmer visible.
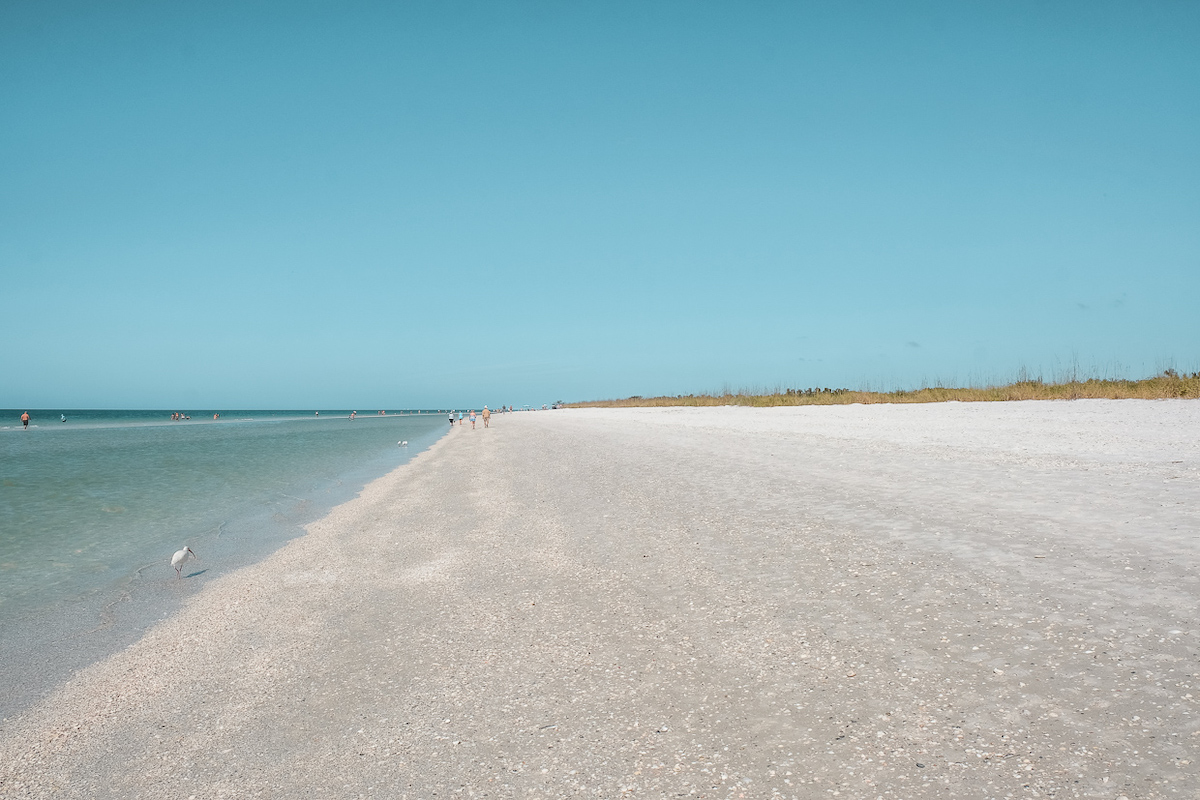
[61,414,67,422]
[21,411,30,430]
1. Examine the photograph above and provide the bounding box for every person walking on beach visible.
[449,411,455,426]
[469,410,476,429]
[482,406,490,428]
[21,411,30,430]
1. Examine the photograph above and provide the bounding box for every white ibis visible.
[172,546,198,578]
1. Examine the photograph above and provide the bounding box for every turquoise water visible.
[0,409,447,716]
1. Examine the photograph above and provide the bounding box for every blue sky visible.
[2,2,1197,408]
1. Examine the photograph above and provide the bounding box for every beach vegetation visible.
[566,370,1200,408]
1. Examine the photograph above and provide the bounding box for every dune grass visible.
[565,370,1200,408]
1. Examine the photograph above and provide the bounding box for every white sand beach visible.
[2,400,1198,799]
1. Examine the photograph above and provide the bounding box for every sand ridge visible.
[1,401,1198,798]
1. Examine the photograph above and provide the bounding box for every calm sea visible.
[0,408,448,718]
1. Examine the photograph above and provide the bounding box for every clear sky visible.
[2,2,1197,409]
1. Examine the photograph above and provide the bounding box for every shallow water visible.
[0,409,448,717]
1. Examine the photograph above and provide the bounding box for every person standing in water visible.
[449,411,455,426]
[21,411,30,429]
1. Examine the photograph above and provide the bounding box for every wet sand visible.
[2,401,1198,799]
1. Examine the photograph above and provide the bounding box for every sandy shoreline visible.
[2,401,1198,798]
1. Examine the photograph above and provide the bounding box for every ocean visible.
[0,408,449,719]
